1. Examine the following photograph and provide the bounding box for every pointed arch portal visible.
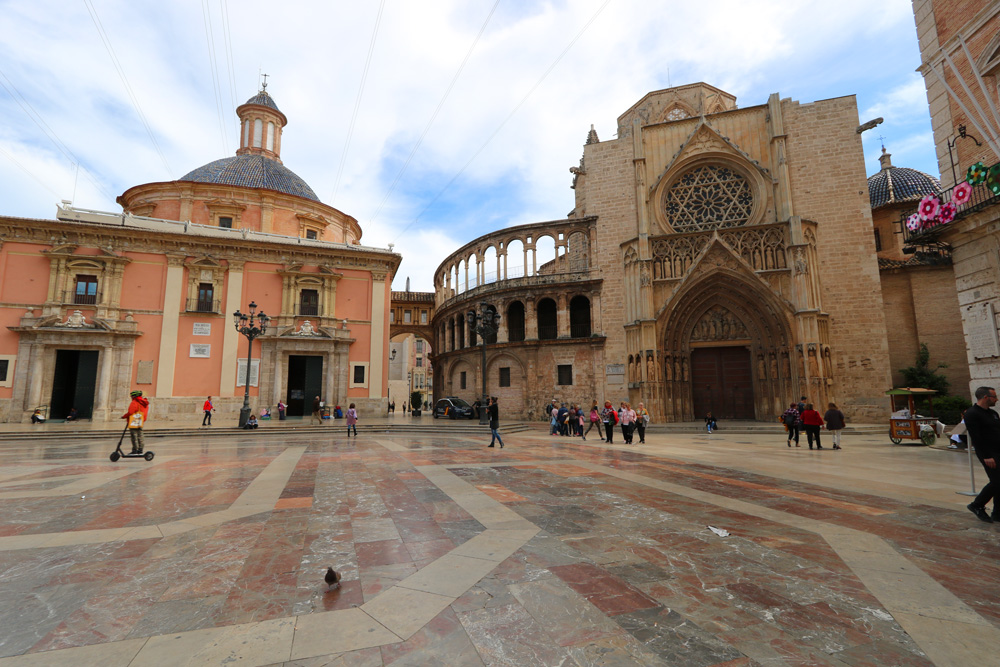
[657,254,795,421]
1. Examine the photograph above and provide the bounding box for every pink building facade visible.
[0,90,398,423]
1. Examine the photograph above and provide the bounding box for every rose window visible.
[665,107,689,121]
[663,165,754,232]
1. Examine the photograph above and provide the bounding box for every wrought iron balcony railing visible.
[186,297,221,313]
[64,290,100,305]
[901,160,1000,243]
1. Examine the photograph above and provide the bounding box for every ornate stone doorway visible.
[287,355,323,416]
[50,349,100,419]
[690,346,753,419]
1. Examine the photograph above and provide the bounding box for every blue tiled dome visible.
[868,152,940,209]
[179,154,319,201]
[242,91,280,112]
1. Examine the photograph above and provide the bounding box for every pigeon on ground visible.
[325,567,341,589]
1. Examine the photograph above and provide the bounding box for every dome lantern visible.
[235,84,288,162]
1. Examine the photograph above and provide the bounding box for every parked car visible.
[434,397,475,419]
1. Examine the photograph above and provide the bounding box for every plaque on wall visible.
[193,322,211,336]
[236,359,260,387]
[136,360,154,385]
[190,344,211,358]
[967,302,1000,359]
[606,364,625,376]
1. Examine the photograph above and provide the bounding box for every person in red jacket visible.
[800,403,824,450]
[122,390,150,454]
[202,396,214,426]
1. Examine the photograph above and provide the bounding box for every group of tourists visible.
[780,396,845,450]
[544,399,650,445]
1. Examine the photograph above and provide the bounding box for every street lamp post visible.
[387,349,396,415]
[466,301,501,426]
[233,301,269,428]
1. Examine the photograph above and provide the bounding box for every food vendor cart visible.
[886,387,938,445]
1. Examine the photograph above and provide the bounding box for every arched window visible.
[242,119,250,147]
[449,318,455,351]
[537,298,557,340]
[663,164,753,232]
[507,301,525,342]
[266,122,275,151]
[469,309,478,347]
[253,119,263,147]
[457,314,465,349]
[569,295,591,338]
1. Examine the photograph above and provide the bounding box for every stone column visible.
[557,294,569,338]
[220,260,245,397]
[368,271,387,400]
[156,255,186,397]
[93,343,115,419]
[525,298,538,340]
[27,342,44,410]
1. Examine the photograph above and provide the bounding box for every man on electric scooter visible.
[122,390,150,454]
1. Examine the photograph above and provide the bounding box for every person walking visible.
[635,402,649,444]
[782,403,801,447]
[346,403,358,436]
[487,396,504,448]
[602,401,617,443]
[550,403,559,435]
[122,389,150,454]
[557,403,570,436]
[576,406,585,438]
[202,396,214,426]
[964,386,1000,522]
[277,399,286,421]
[311,396,322,425]
[584,401,601,441]
[824,402,846,450]
[800,403,824,449]
[621,402,636,444]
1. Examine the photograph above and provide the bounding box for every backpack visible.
[782,411,796,426]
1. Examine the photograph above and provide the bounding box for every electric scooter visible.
[109,423,155,462]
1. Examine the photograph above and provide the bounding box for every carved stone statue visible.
[757,353,767,381]
[647,356,655,382]
[808,345,820,378]
[682,358,690,382]
[769,351,778,381]
[823,346,833,378]
[674,358,682,382]
[664,355,673,381]
[781,348,791,379]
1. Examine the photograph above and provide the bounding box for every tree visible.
[899,343,949,395]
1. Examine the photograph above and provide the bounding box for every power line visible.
[201,0,229,152]
[83,0,172,176]
[0,143,62,198]
[391,0,613,243]
[331,0,387,206]
[368,0,501,225]
[0,66,116,201]
[219,0,239,114]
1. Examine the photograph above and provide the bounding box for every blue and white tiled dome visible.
[241,91,281,112]
[179,154,319,201]
[868,148,940,209]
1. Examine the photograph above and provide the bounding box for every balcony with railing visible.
[901,160,1000,245]
[64,290,101,305]
[296,302,322,317]
[186,297,221,314]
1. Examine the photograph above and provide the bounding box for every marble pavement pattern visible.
[0,428,996,666]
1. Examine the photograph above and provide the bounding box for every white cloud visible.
[0,0,933,291]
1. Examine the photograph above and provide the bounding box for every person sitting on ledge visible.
[65,407,79,421]
[31,409,45,424]
[244,414,259,429]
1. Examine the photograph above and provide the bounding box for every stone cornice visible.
[0,215,399,275]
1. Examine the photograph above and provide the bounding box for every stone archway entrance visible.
[656,249,797,422]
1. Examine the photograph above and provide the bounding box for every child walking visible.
[346,403,358,436]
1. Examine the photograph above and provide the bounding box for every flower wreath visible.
[952,181,973,206]
[918,195,941,221]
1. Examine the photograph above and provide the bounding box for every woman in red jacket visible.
[800,403,824,450]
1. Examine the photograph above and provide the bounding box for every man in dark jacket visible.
[964,386,1000,522]
[557,403,569,436]
[487,396,504,449]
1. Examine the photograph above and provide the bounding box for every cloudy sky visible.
[0,0,934,291]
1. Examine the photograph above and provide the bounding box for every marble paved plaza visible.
[0,426,997,666]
